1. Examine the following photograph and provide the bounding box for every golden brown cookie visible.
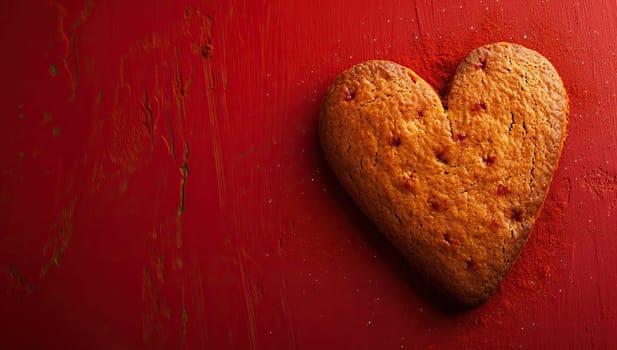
[319,42,568,307]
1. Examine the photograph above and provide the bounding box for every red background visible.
[1,0,616,349]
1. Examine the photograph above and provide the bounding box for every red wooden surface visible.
[1,0,617,349]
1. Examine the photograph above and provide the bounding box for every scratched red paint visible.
[1,0,616,349]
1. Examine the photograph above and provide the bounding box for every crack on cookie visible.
[358,87,379,108]
[345,171,357,196]
[373,181,382,202]
[525,66,539,201]
[509,111,515,133]
[521,117,536,204]
[502,238,507,257]
[345,125,355,156]
[530,133,537,198]
[538,62,557,135]
[391,208,403,227]
[359,95,379,108]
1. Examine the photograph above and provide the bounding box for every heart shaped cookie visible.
[319,42,568,307]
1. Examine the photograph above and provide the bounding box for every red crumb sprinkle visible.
[400,174,416,192]
[472,100,487,111]
[455,133,467,142]
[474,59,486,69]
[391,137,401,146]
[511,208,524,222]
[430,198,448,211]
[490,219,502,231]
[443,233,456,245]
[466,258,477,269]
[497,184,510,195]
[344,88,355,101]
[482,155,496,165]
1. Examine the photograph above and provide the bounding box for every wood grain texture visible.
[0,0,616,349]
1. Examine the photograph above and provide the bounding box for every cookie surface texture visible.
[319,42,568,307]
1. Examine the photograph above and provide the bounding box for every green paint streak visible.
[178,142,190,216]
[167,115,177,160]
[17,113,24,120]
[119,178,128,193]
[42,112,52,126]
[141,88,155,149]
[52,127,61,137]
[180,305,189,348]
[68,31,79,101]
[40,200,76,278]
[18,151,24,159]
[4,264,33,293]
[49,64,58,77]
